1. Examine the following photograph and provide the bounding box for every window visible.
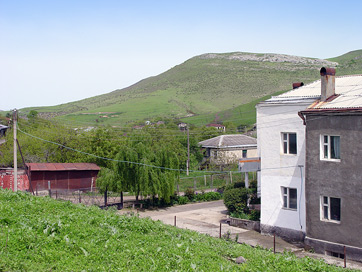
[321,196,341,222]
[321,135,340,160]
[242,150,247,158]
[281,187,297,210]
[282,133,297,154]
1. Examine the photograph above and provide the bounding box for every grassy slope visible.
[0,189,354,271]
[22,50,362,127]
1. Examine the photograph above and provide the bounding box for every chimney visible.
[292,82,304,89]
[320,67,336,101]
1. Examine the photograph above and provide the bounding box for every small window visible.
[242,150,247,158]
[282,133,297,154]
[321,135,340,160]
[321,196,341,222]
[281,187,297,210]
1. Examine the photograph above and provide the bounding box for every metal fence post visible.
[344,245,347,268]
[204,175,207,186]
[48,181,52,198]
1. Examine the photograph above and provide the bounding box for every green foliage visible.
[223,187,250,214]
[194,191,222,202]
[0,190,351,271]
[183,188,195,201]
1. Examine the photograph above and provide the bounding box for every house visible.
[26,163,100,192]
[256,82,314,242]
[198,134,257,165]
[0,124,9,137]
[299,69,362,261]
[206,123,226,132]
[177,122,187,131]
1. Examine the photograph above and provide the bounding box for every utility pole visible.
[186,125,190,176]
[13,109,18,192]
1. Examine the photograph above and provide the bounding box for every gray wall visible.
[305,114,362,249]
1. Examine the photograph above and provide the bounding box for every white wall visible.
[257,101,313,232]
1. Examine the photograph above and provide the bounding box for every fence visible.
[177,172,255,193]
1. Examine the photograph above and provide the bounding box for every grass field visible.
[0,189,356,271]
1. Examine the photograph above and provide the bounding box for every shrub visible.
[194,192,222,202]
[223,187,250,214]
[176,196,189,205]
[184,188,195,201]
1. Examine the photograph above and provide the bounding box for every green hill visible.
[22,50,362,127]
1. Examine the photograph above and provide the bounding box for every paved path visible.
[119,200,362,270]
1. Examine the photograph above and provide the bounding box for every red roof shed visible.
[26,163,100,192]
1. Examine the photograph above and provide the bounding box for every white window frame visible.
[281,132,297,155]
[281,187,297,210]
[320,135,341,161]
[320,196,341,223]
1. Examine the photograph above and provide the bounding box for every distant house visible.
[0,124,9,137]
[27,163,100,192]
[177,122,187,131]
[299,71,362,261]
[199,134,257,165]
[206,123,226,132]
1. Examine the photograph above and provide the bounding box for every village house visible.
[198,134,257,166]
[256,82,312,242]
[257,66,362,262]
[206,123,226,132]
[299,69,362,261]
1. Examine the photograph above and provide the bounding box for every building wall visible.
[257,101,312,240]
[304,114,362,258]
[210,147,257,165]
[31,170,98,191]
[0,169,29,191]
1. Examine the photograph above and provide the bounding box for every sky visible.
[1,0,362,111]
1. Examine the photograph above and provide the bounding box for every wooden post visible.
[344,245,346,268]
[211,175,213,189]
[219,223,222,238]
[174,216,176,227]
[55,190,58,199]
[79,191,81,203]
[104,187,108,207]
[204,175,207,186]
[177,184,180,195]
[230,171,233,183]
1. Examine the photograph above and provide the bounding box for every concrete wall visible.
[304,114,362,254]
[210,147,257,165]
[257,101,314,239]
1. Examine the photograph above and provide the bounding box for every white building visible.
[256,83,319,242]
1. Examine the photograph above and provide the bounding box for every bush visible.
[194,192,222,202]
[176,196,189,205]
[184,188,195,201]
[223,187,250,214]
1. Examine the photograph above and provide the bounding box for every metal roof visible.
[26,163,100,171]
[198,134,257,148]
[266,74,362,110]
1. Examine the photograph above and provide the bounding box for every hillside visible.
[0,189,353,271]
[22,50,362,127]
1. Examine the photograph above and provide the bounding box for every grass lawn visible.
[0,189,356,271]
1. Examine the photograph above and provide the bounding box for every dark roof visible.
[198,134,257,148]
[26,163,100,171]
